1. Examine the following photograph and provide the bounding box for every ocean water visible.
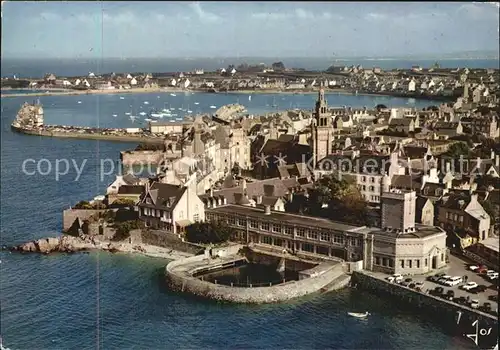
[1,58,498,78]
[0,92,477,349]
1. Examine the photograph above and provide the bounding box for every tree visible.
[271,61,285,71]
[185,221,233,244]
[112,220,142,241]
[445,142,471,158]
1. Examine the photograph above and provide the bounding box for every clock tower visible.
[312,86,333,169]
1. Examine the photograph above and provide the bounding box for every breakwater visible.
[11,124,164,144]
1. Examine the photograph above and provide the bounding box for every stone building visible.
[311,87,333,169]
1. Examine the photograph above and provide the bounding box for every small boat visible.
[150,120,158,123]
[177,108,182,110]
[157,96,160,98]
[248,95,252,101]
[194,102,199,105]
[210,105,217,109]
[139,112,147,116]
[170,93,176,97]
[347,312,369,318]
[144,118,152,122]
[125,112,131,116]
[151,113,162,118]
[119,96,125,100]
[77,101,82,104]
[129,115,137,120]
[144,101,149,105]
[112,114,117,117]
[170,107,175,111]
[187,110,193,113]
[176,117,183,121]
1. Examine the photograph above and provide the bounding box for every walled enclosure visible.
[165,249,347,303]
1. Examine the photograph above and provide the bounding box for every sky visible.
[1,1,499,59]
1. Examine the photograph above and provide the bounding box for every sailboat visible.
[143,101,149,105]
[271,96,278,108]
[347,312,369,318]
[77,101,82,104]
[112,114,118,117]
[170,93,176,97]
[139,112,147,116]
[210,105,217,109]
[248,95,252,101]
[119,96,125,100]
[194,102,199,105]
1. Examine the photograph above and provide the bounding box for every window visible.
[320,232,329,241]
[416,260,420,268]
[400,260,405,268]
[459,216,464,223]
[228,216,236,225]
[308,231,318,240]
[441,253,444,261]
[261,222,270,231]
[389,259,394,268]
[362,185,366,191]
[284,226,294,235]
[333,235,343,244]
[361,176,366,182]
[375,256,381,265]
[297,228,305,237]
[371,177,375,183]
[369,186,375,192]
[179,211,184,219]
[302,243,314,252]
[249,220,258,229]
[261,236,272,245]
[238,218,247,227]
[408,260,412,268]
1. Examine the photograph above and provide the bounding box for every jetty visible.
[11,101,165,144]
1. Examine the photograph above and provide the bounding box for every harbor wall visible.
[141,230,203,255]
[165,254,346,303]
[352,271,498,327]
[11,125,164,144]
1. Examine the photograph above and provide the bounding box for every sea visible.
[0,57,491,350]
[1,57,499,78]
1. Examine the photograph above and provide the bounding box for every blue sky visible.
[1,1,499,59]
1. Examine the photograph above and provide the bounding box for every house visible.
[130,77,138,86]
[108,185,145,205]
[389,118,415,133]
[416,196,435,226]
[137,179,204,234]
[106,174,141,194]
[438,193,491,246]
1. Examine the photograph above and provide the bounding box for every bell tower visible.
[312,85,332,169]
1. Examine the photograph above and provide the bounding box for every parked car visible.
[386,274,404,283]
[454,296,468,305]
[401,278,413,286]
[430,286,444,296]
[477,266,489,274]
[480,302,492,312]
[415,282,425,291]
[469,264,480,271]
[470,299,480,309]
[487,272,499,280]
[428,274,440,282]
[444,276,463,286]
[470,285,488,293]
[445,290,455,300]
[488,294,498,302]
[462,282,478,291]
[438,275,451,284]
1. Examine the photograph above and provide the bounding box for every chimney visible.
[256,195,263,204]
[491,149,495,160]
[209,187,214,197]
[496,155,499,167]
[264,205,271,215]
[287,192,293,202]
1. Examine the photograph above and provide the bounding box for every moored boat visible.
[347,312,369,318]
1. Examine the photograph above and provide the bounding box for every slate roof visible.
[117,185,145,195]
[139,182,186,210]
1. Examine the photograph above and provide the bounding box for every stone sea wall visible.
[141,230,202,255]
[62,209,106,232]
[165,255,346,303]
[352,271,497,327]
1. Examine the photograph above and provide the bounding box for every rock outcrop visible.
[9,235,97,254]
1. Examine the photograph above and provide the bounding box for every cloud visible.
[189,2,220,22]
[458,3,499,19]
[365,13,387,21]
[251,9,339,21]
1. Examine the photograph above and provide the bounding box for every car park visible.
[454,296,468,305]
[480,302,492,312]
[477,266,489,274]
[488,294,498,302]
[444,290,455,301]
[430,286,444,296]
[470,285,488,293]
[415,282,425,291]
[443,276,463,286]
[462,282,478,290]
[428,273,445,282]
[469,265,479,271]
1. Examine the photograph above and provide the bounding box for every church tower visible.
[312,85,332,169]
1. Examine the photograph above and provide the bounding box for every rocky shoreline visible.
[5,234,194,260]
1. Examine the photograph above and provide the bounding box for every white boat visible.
[139,112,147,116]
[177,108,182,110]
[210,105,217,109]
[144,101,149,105]
[125,112,131,116]
[170,93,176,97]
[151,113,162,118]
[144,118,152,122]
[170,107,175,111]
[162,108,169,112]
[129,115,137,120]
[176,117,183,121]
[249,95,252,101]
[194,102,199,105]
[77,101,82,104]
[119,96,125,100]
[187,110,193,113]
[347,312,369,318]
[150,120,158,123]
[112,114,117,117]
